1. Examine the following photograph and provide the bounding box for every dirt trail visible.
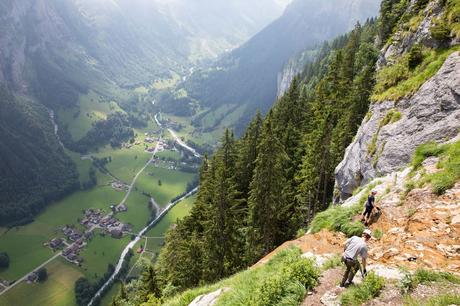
[302,268,344,306]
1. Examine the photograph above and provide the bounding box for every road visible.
[117,141,160,208]
[153,112,201,158]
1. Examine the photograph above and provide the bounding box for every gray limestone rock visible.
[335,51,460,200]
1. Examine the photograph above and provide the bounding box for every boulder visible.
[189,288,230,306]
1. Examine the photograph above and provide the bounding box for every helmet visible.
[363,229,372,237]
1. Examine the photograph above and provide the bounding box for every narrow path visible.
[301,268,344,306]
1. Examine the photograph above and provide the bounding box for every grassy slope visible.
[58,91,125,141]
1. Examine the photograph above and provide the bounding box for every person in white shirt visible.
[340,229,372,287]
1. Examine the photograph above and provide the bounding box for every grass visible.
[137,165,196,206]
[404,294,460,306]
[309,182,380,237]
[411,139,460,195]
[79,233,131,281]
[309,203,364,238]
[117,190,151,232]
[340,272,385,306]
[411,141,446,169]
[58,90,125,141]
[163,247,320,306]
[144,195,196,255]
[65,148,92,184]
[157,150,181,161]
[0,258,83,306]
[0,185,122,281]
[400,268,460,294]
[372,46,460,102]
[100,281,121,306]
[93,143,152,183]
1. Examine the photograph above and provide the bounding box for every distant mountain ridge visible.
[163,0,381,133]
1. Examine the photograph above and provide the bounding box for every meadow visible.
[58,91,125,141]
[136,165,196,206]
[0,258,83,306]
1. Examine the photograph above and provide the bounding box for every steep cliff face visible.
[335,52,460,198]
[335,0,460,199]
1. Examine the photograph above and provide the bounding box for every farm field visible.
[117,190,152,232]
[136,165,196,206]
[79,233,131,281]
[0,258,83,306]
[156,149,181,161]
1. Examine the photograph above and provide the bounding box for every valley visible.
[0,89,203,305]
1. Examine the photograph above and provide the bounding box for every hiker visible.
[362,190,379,225]
[340,229,372,287]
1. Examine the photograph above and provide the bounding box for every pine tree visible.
[202,129,242,280]
[246,112,289,262]
[142,265,161,298]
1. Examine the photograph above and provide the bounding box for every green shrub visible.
[430,19,451,41]
[400,269,460,294]
[296,228,307,238]
[249,249,320,306]
[408,44,423,69]
[340,272,385,306]
[411,142,445,169]
[322,254,342,271]
[405,294,460,306]
[373,229,383,240]
[372,46,460,102]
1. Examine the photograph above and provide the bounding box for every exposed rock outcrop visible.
[335,51,460,199]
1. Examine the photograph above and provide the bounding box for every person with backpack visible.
[340,229,372,287]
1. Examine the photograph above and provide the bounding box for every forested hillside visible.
[111,0,460,304]
[159,0,380,133]
[0,87,79,226]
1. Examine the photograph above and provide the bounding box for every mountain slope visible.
[162,0,381,132]
[335,0,460,199]
[0,87,79,226]
[113,0,460,304]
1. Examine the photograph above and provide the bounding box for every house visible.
[117,204,128,212]
[49,238,63,249]
[27,272,38,283]
[62,248,72,256]
[110,229,123,239]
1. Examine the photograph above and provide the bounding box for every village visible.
[40,206,134,276]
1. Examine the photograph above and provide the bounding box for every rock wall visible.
[335,51,460,199]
